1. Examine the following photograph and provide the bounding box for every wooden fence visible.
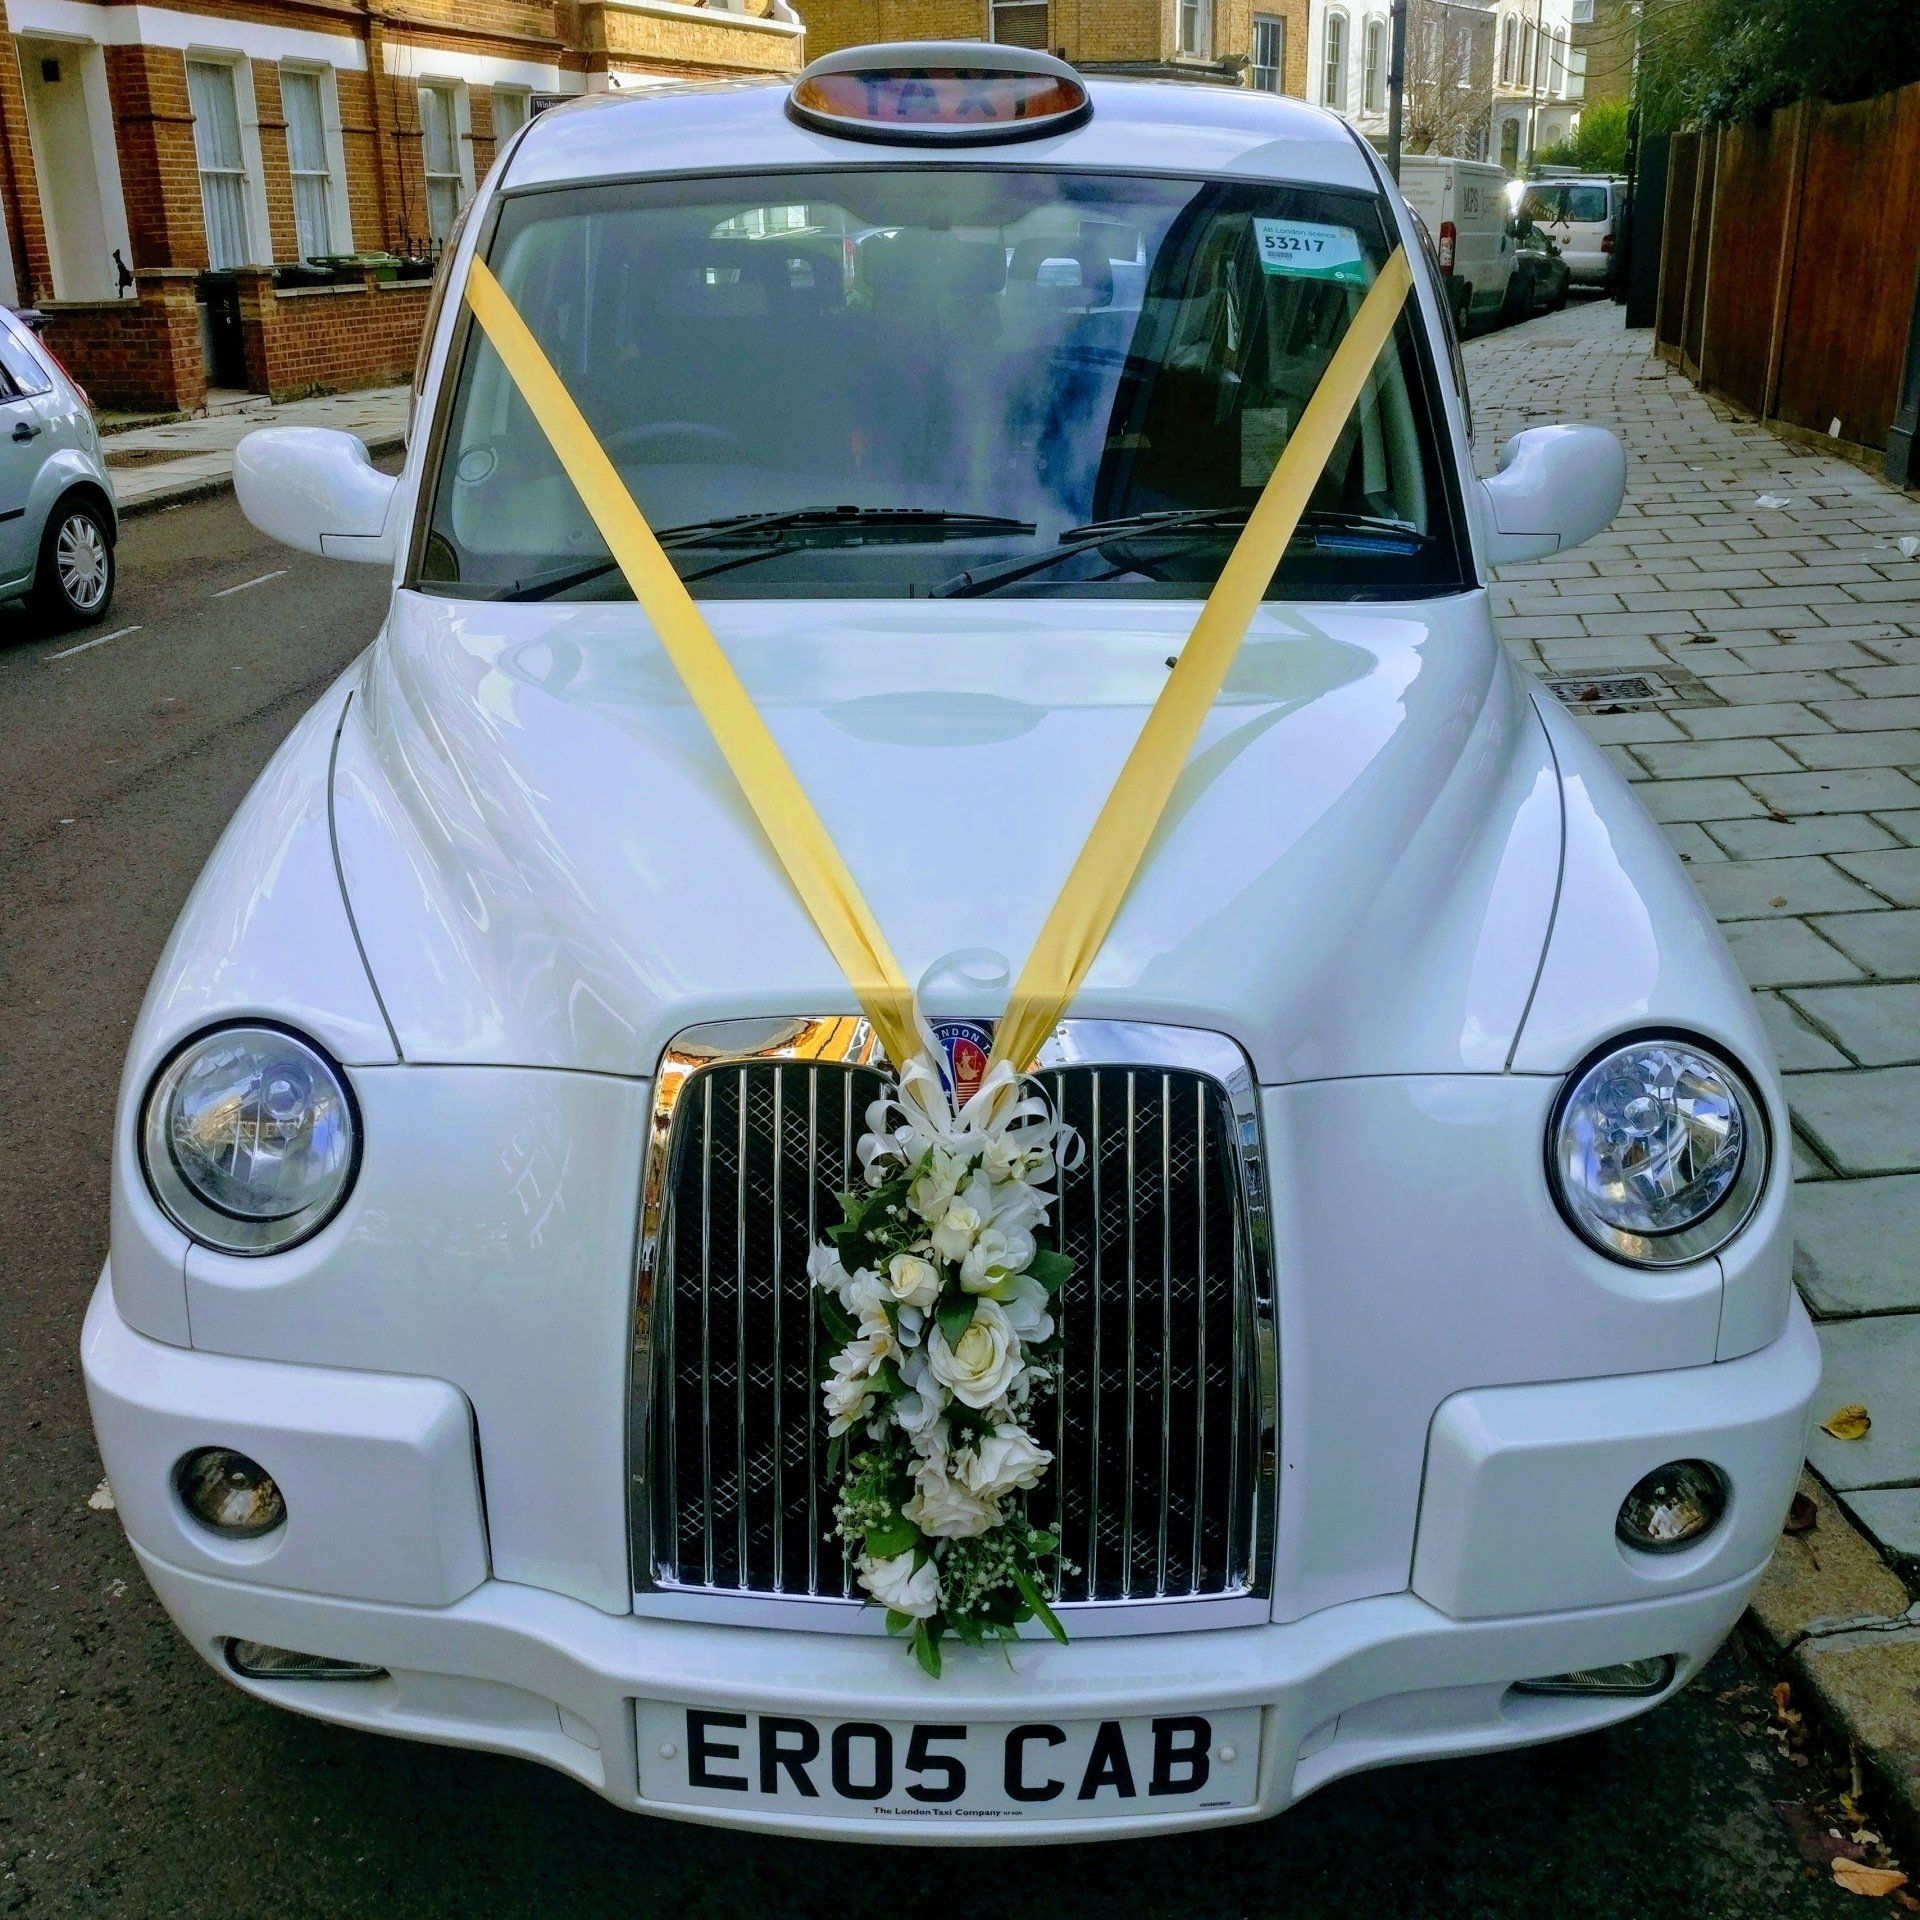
[1656,81,1920,458]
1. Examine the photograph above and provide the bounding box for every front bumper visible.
[84,1272,1820,1843]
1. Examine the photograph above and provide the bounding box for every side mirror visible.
[1478,424,1625,566]
[233,426,399,564]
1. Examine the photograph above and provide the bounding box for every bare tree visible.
[1402,0,1497,158]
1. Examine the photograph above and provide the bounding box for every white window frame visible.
[187,52,270,269]
[1250,12,1285,92]
[278,62,350,261]
[1363,14,1387,114]
[417,79,473,252]
[1322,8,1349,110]
[1178,0,1213,58]
[1499,12,1517,86]
[489,84,531,147]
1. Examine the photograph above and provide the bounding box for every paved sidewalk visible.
[102,385,408,515]
[1466,295,1920,1816]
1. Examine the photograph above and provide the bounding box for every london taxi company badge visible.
[930,1019,994,1106]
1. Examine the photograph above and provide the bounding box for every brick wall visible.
[106,45,207,272]
[38,269,207,412]
[801,0,1312,91]
[234,264,431,398]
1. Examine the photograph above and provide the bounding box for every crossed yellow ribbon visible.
[463,244,1415,1077]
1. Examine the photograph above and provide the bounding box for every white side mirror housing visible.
[234,426,399,564]
[1478,424,1625,567]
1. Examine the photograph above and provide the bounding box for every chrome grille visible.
[632,1019,1275,1621]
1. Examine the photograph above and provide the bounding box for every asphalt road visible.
[0,482,1887,1918]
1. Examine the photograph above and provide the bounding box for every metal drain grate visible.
[1539,666,1721,713]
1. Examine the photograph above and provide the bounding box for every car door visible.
[0,353,44,592]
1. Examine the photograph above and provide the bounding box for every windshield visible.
[418,168,1465,602]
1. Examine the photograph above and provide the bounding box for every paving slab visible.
[1837,1488,1920,1561]
[1789,1064,1920,1173]
[1690,857,1882,920]
[1793,1175,1920,1314]
[1745,767,1920,816]
[1630,737,1800,780]
[1806,1314,1920,1488]
[1755,990,1851,1070]
[1637,778,1768,822]
[1834,847,1920,905]
[1751,1475,1913,1645]
[1721,917,1863,987]
[1785,984,1920,1066]
[1672,701,1833,739]
[1705,813,1902,859]
[1810,908,1920,976]
[1784,730,1920,771]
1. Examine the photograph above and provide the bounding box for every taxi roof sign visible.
[788,43,1093,146]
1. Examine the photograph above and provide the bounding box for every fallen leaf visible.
[1774,1681,1794,1717]
[86,1479,115,1512]
[1785,1490,1819,1534]
[1832,1859,1907,1897]
[1823,1405,1873,1442]
[1771,895,1790,908]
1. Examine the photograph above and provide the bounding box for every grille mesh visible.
[645,1060,1262,1606]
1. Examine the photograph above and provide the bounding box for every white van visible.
[1396,155,1515,333]
[1519,175,1622,288]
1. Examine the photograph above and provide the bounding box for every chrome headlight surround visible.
[139,1023,360,1256]
[1548,1033,1769,1268]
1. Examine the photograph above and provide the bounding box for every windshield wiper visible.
[496,507,1035,600]
[932,506,1429,599]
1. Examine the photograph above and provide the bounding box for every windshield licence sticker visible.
[1253,219,1369,286]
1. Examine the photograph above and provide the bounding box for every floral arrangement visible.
[809,1036,1078,1677]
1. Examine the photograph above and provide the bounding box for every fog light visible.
[175,1448,285,1538]
[226,1640,385,1682]
[1515,1656,1676,1697]
[1617,1460,1725,1553]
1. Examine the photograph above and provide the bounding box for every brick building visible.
[801,1,1311,99]
[0,0,804,411]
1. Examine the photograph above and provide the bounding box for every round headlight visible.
[1550,1037,1767,1266]
[141,1025,358,1254]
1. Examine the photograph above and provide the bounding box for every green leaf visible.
[1011,1566,1069,1645]
[885,1609,912,1636]
[818,1290,856,1347]
[912,1620,943,1679]
[936,1295,977,1347]
[1026,1529,1059,1557]
[863,1517,919,1560]
[1026,1247,1074,1295]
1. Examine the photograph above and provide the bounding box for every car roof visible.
[500,74,1383,196]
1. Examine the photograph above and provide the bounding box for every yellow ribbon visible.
[462,246,1414,1077]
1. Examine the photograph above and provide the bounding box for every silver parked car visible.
[0,309,117,628]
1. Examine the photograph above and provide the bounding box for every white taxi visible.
[83,46,1818,1843]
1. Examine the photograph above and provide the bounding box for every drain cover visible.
[1539,666,1719,712]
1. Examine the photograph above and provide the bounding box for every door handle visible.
[11,419,40,442]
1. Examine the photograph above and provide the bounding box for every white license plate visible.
[636,1702,1262,1824]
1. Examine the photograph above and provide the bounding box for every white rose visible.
[821,1329,895,1435]
[807,1242,854,1305]
[961,1423,1052,1501]
[886,1252,941,1312]
[905,1465,1003,1539]
[909,1147,968,1223]
[958,1225,1036,1295]
[858,1549,940,1619]
[844,1268,891,1333]
[925,1299,1022,1410]
[1001,1270,1054,1345]
[930,1200,985,1264]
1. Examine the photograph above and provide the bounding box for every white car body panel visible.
[85,67,1816,1839]
[328,589,1562,1084]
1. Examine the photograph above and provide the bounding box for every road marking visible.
[212,569,288,598]
[48,624,142,661]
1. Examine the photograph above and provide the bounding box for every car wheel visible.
[1501,276,1530,325]
[1452,284,1472,337]
[1553,275,1570,311]
[30,496,114,628]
